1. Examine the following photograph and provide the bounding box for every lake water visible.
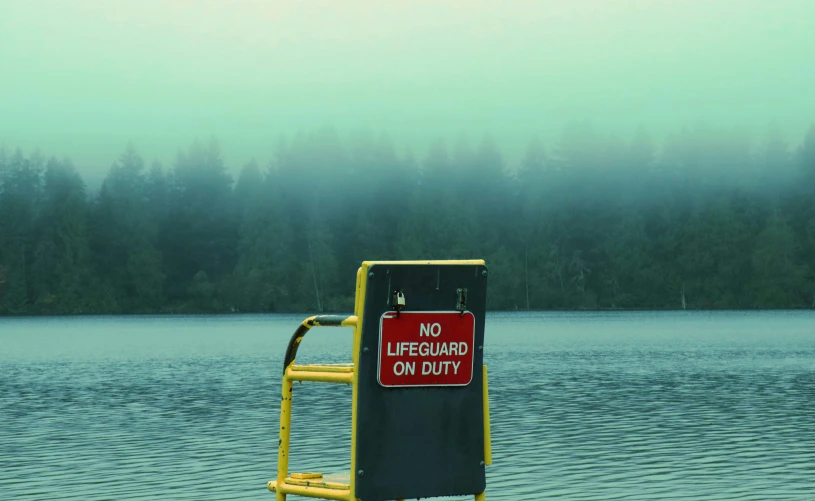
[1,311,814,500]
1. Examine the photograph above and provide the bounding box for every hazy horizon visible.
[2,0,814,182]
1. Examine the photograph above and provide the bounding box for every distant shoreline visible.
[2,307,813,319]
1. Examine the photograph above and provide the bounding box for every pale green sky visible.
[1,0,813,181]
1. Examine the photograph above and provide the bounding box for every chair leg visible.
[475,491,486,500]
[276,375,294,501]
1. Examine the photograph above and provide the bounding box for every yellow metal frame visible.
[268,260,491,501]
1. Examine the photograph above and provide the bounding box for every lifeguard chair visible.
[268,260,492,501]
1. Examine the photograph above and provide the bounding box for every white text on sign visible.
[377,311,475,387]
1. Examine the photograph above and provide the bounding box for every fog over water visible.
[2,0,814,183]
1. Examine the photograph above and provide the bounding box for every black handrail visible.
[282,314,355,373]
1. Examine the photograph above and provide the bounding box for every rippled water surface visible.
[1,311,814,500]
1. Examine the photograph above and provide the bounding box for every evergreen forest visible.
[2,123,814,315]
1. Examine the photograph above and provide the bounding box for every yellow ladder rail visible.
[275,314,357,501]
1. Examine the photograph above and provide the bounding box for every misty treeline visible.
[1,123,815,315]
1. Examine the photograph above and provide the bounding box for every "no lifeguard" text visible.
[378,312,475,387]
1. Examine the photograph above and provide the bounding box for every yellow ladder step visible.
[267,472,351,500]
[287,364,354,384]
[291,472,323,480]
[290,363,354,373]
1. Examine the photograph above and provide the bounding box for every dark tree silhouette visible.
[1,122,814,314]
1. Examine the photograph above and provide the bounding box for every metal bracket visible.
[456,288,467,315]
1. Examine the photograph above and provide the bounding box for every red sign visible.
[377,311,475,387]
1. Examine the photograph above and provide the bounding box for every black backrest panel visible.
[354,262,488,501]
